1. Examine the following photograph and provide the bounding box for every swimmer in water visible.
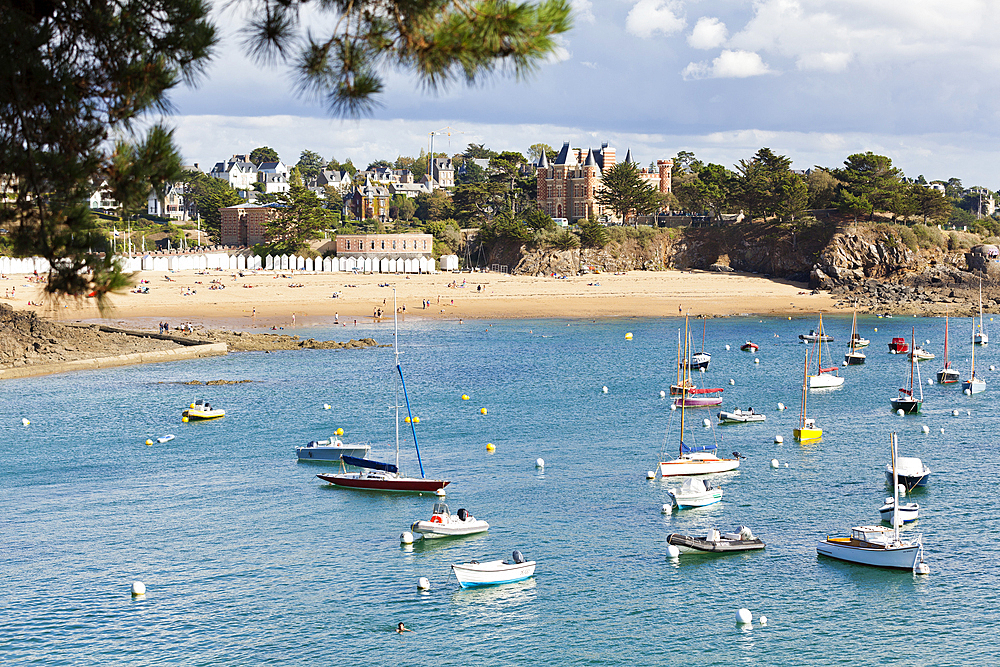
[396,622,411,634]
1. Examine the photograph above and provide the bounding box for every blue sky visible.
[168,1,1000,186]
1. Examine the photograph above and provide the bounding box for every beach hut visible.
[323,257,333,272]
[265,254,274,270]
[304,257,314,272]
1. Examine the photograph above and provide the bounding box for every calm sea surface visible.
[2,314,998,665]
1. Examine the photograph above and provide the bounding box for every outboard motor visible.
[457,508,469,521]
[512,550,525,564]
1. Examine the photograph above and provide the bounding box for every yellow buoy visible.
[182,416,189,423]
[146,439,154,446]
[462,394,469,401]
[625,332,633,340]
[190,403,195,409]
[414,417,420,424]
[336,427,344,436]
[404,416,411,423]
[480,408,487,415]
[486,443,496,452]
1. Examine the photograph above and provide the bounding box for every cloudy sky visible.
[168,0,1000,186]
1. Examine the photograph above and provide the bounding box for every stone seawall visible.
[0,342,228,380]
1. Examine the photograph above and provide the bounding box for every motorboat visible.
[666,527,765,554]
[673,388,723,407]
[886,456,930,491]
[879,498,919,524]
[962,317,987,395]
[800,329,834,343]
[909,346,935,361]
[156,434,175,443]
[740,341,759,352]
[295,437,371,462]
[805,314,844,388]
[682,351,711,371]
[452,551,535,587]
[667,477,723,509]
[845,309,867,365]
[317,290,449,493]
[974,277,988,345]
[937,315,960,384]
[794,352,822,441]
[717,408,765,424]
[817,433,928,572]
[182,399,225,421]
[410,503,489,539]
[888,337,909,354]
[891,329,923,414]
[658,317,740,477]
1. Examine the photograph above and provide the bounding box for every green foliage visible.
[327,157,357,176]
[456,161,488,185]
[367,159,392,171]
[527,143,556,162]
[595,162,665,223]
[182,171,244,239]
[522,207,556,232]
[415,191,454,221]
[450,181,508,226]
[896,225,918,252]
[733,148,804,222]
[948,231,977,250]
[806,169,839,209]
[606,224,659,246]
[464,143,496,160]
[910,185,950,224]
[949,207,977,228]
[250,147,280,165]
[390,195,417,222]
[260,184,336,254]
[550,229,580,250]
[296,150,326,180]
[577,219,609,248]
[832,152,904,220]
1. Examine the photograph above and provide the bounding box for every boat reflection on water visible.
[450,577,538,611]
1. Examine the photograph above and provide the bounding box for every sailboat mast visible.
[701,317,706,354]
[971,319,976,378]
[944,314,950,368]
[800,352,809,428]
[850,310,857,353]
[891,432,900,541]
[393,289,426,478]
[680,316,689,456]
[393,292,400,471]
[909,327,915,395]
[676,329,682,386]
[817,314,823,371]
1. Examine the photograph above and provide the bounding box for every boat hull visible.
[317,473,449,493]
[682,352,711,370]
[717,410,765,423]
[673,396,722,407]
[452,560,536,587]
[817,539,921,570]
[411,519,490,538]
[668,488,723,509]
[885,471,929,490]
[936,369,960,384]
[962,378,986,394]
[890,398,921,414]
[659,457,739,477]
[845,352,866,365]
[879,502,919,524]
[666,533,765,554]
[182,409,225,421]
[295,444,372,461]
[808,373,844,389]
[794,427,822,441]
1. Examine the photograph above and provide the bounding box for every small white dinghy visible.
[879,498,919,524]
[411,502,489,539]
[666,527,766,554]
[156,434,175,443]
[718,408,766,424]
[667,477,723,509]
[452,550,535,588]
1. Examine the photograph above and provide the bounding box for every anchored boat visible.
[666,527,765,554]
[411,503,489,539]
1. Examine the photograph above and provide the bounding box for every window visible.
[382,241,385,250]
[346,240,351,250]
[393,240,397,249]
[371,240,375,250]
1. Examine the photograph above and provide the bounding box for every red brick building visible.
[536,141,672,222]
[219,203,278,246]
[335,233,433,257]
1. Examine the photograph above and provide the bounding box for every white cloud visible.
[545,35,572,64]
[581,61,599,70]
[570,0,595,24]
[625,0,686,39]
[683,50,771,80]
[796,51,851,72]
[688,17,728,50]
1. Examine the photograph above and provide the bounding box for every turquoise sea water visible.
[2,315,999,666]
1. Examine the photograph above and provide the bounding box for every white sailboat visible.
[807,314,844,388]
[658,317,740,477]
[890,328,923,414]
[974,277,988,345]
[845,309,866,365]
[937,314,960,384]
[817,433,928,573]
[962,318,986,395]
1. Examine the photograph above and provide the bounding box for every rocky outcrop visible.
[196,330,383,352]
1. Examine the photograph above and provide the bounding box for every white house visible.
[210,155,258,190]
[88,180,117,212]
[259,173,290,194]
[147,181,193,220]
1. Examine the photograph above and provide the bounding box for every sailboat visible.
[681,317,711,370]
[794,353,822,441]
[962,318,986,395]
[891,328,923,414]
[936,314,960,384]
[845,309,866,365]
[807,314,844,388]
[817,433,928,572]
[658,317,739,477]
[670,329,696,395]
[317,292,450,493]
[974,276,988,345]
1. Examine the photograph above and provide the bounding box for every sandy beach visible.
[3,268,838,328]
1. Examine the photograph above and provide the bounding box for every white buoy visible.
[754,358,760,364]
[21,418,30,426]
[774,435,783,444]
[897,483,907,497]
[661,503,670,513]
[699,367,706,373]
[759,615,768,626]
[991,365,996,372]
[770,459,779,468]
[667,544,680,559]
[964,388,971,395]
[927,378,933,385]
[777,402,785,411]
[435,487,446,497]
[703,418,711,428]
[536,458,545,468]
[725,344,731,351]
[915,562,930,575]
[660,390,666,398]
[842,360,847,366]
[784,463,789,468]
[967,410,972,416]
[952,409,960,416]
[729,378,735,385]
[131,581,145,596]
[647,470,656,480]
[874,327,878,332]
[417,577,430,590]
[736,608,752,625]
[323,404,331,410]
[400,531,414,544]
[921,425,930,433]
[897,409,904,416]
[670,404,677,411]
[926,340,930,345]
[602,386,609,394]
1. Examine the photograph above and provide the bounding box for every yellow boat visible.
[182,399,225,422]
[793,352,822,441]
